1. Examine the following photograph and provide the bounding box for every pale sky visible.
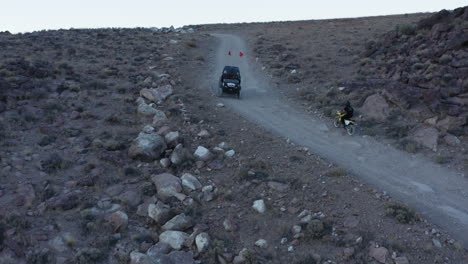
[0,0,467,33]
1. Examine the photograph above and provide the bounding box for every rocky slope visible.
[0,20,468,264]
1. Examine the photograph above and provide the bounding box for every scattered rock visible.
[146,242,171,257]
[343,247,355,259]
[109,210,128,233]
[360,94,390,121]
[151,173,182,199]
[164,131,180,147]
[195,232,210,253]
[411,126,439,151]
[181,173,202,191]
[167,251,194,264]
[252,199,266,213]
[152,109,168,126]
[129,132,167,161]
[433,238,442,248]
[443,134,461,146]
[224,149,236,158]
[159,230,189,250]
[161,213,193,231]
[170,144,193,166]
[194,146,213,161]
[267,181,289,192]
[394,256,410,264]
[137,103,158,116]
[254,239,267,248]
[197,129,210,138]
[223,218,237,232]
[117,190,142,209]
[160,158,171,168]
[368,246,388,264]
[16,183,35,208]
[130,251,155,264]
[148,202,173,224]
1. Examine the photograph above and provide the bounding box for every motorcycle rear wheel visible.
[346,125,355,135]
[334,119,341,128]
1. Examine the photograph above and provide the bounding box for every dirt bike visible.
[334,111,357,135]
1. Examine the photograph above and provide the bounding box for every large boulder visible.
[128,132,167,161]
[152,110,168,126]
[151,173,182,199]
[410,126,440,151]
[140,85,174,102]
[159,231,189,250]
[360,94,390,121]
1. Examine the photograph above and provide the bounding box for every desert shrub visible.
[325,167,347,177]
[397,24,416,36]
[73,247,105,264]
[385,202,419,224]
[433,155,451,164]
[186,42,197,48]
[41,153,69,173]
[295,255,317,264]
[304,219,329,240]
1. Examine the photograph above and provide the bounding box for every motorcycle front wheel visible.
[334,119,341,128]
[346,125,355,136]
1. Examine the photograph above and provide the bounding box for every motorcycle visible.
[334,111,357,135]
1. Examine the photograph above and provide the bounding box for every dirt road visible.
[207,34,468,247]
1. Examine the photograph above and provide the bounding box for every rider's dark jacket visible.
[343,105,354,120]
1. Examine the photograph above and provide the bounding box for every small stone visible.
[197,129,210,138]
[343,247,355,259]
[195,232,210,253]
[194,146,213,161]
[148,202,173,224]
[129,251,153,264]
[164,131,179,146]
[223,218,237,232]
[224,150,235,158]
[217,103,225,108]
[292,225,302,234]
[146,242,171,257]
[160,158,171,168]
[159,230,189,250]
[181,173,202,191]
[252,199,266,213]
[142,125,155,134]
[255,239,267,248]
[161,213,193,231]
[369,246,388,264]
[280,238,288,244]
[151,173,182,199]
[432,238,442,248]
[109,211,128,233]
[287,246,294,252]
[394,256,410,264]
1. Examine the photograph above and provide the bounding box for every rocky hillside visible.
[355,6,468,150]
[0,22,468,264]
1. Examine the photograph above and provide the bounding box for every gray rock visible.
[181,173,202,191]
[109,211,128,233]
[360,94,390,121]
[117,190,142,209]
[194,146,212,161]
[252,199,266,213]
[443,134,461,146]
[159,230,189,250]
[160,158,171,168]
[140,88,157,102]
[164,131,179,146]
[161,213,193,231]
[195,232,210,253]
[224,150,235,158]
[368,247,388,264]
[137,103,159,116]
[152,109,168,126]
[148,201,173,224]
[130,251,156,264]
[254,239,267,248]
[136,197,157,217]
[153,85,174,102]
[432,238,442,248]
[394,256,410,264]
[267,181,289,192]
[142,125,155,134]
[168,251,194,264]
[170,144,192,165]
[49,235,68,253]
[151,173,182,199]
[411,126,439,151]
[197,129,210,138]
[146,242,171,257]
[223,218,237,232]
[129,132,167,161]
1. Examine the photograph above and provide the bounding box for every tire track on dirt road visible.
[205,33,468,248]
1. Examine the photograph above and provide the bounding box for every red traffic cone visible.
[228,51,231,56]
[239,51,244,57]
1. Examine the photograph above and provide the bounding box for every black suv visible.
[218,66,241,98]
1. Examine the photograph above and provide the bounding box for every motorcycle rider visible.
[341,101,354,127]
